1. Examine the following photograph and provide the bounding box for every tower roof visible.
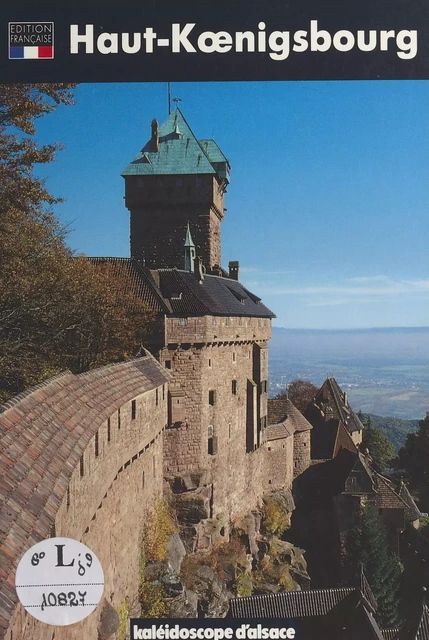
[121,107,230,181]
[306,376,364,436]
[184,222,195,248]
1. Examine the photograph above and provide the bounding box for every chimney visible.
[228,261,239,281]
[151,119,159,152]
[194,256,205,283]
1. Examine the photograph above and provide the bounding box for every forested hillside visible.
[362,413,419,451]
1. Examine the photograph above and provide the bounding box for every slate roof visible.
[306,376,364,437]
[381,628,401,640]
[229,576,388,639]
[229,587,355,618]
[398,480,421,522]
[0,356,169,634]
[87,258,274,319]
[267,398,312,435]
[156,268,275,318]
[121,108,230,182]
[410,604,429,640]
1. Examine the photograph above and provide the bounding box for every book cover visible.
[0,1,428,639]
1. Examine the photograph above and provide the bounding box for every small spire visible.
[184,222,195,247]
[184,222,196,272]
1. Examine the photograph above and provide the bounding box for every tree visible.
[344,503,403,627]
[361,414,396,473]
[0,85,155,401]
[399,413,429,511]
[276,379,318,413]
[0,84,77,399]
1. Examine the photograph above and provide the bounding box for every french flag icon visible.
[9,45,53,59]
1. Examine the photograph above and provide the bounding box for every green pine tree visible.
[344,503,403,627]
[361,414,395,473]
[399,413,429,511]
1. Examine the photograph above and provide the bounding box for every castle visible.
[0,108,312,640]
[0,107,424,640]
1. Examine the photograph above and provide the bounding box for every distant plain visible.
[269,327,429,420]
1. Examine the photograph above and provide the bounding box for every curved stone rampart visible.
[0,356,169,640]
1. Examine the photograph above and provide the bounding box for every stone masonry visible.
[0,357,169,640]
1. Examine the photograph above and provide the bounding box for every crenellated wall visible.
[0,357,169,640]
[0,347,311,639]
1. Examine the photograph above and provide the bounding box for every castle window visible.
[178,317,188,326]
[142,471,145,488]
[208,359,212,368]
[229,423,232,438]
[261,380,268,393]
[208,426,218,455]
[238,317,243,326]
[209,390,217,406]
[163,385,165,400]
[232,380,238,395]
[232,352,236,362]
[118,408,121,430]
[107,418,111,442]
[165,360,172,369]
[95,431,99,457]
[212,317,217,326]
[225,317,230,326]
[66,486,70,509]
[156,388,159,406]
[80,454,84,477]
[247,318,252,327]
[131,400,136,420]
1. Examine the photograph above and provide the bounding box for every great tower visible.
[122,108,230,271]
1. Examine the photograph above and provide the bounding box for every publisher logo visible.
[8,22,54,59]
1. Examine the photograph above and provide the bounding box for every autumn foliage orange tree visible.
[0,84,154,401]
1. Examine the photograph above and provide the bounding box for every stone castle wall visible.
[0,341,308,639]
[293,430,312,478]
[162,338,272,522]
[0,358,169,640]
[264,436,295,490]
[165,314,272,346]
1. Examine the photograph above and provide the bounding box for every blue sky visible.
[34,81,429,329]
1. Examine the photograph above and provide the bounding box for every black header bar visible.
[2,0,429,82]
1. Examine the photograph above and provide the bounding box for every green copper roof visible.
[184,222,195,247]
[121,108,229,180]
[199,139,228,164]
